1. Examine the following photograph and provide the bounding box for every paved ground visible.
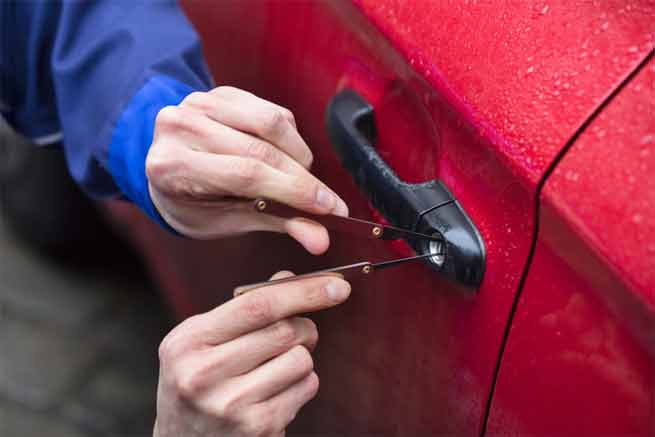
[0,211,172,436]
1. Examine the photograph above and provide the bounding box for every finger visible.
[209,87,308,165]
[236,345,314,404]
[250,372,319,432]
[194,370,318,436]
[176,149,348,216]
[173,109,309,177]
[150,196,330,254]
[186,88,312,168]
[195,317,318,379]
[148,140,348,216]
[285,218,329,255]
[197,275,350,344]
[270,102,297,128]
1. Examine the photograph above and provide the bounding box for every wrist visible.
[108,75,194,234]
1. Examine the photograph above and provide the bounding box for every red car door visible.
[487,57,655,435]
[105,1,654,434]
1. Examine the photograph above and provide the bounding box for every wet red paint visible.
[103,0,654,434]
[354,0,655,186]
[488,58,655,435]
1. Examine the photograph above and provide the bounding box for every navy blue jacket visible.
[0,0,212,228]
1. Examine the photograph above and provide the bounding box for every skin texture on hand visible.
[145,86,349,254]
[153,271,352,437]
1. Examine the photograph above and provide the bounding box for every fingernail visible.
[326,280,350,302]
[316,187,336,211]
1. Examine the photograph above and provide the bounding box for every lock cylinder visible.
[426,236,445,268]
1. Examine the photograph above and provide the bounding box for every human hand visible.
[153,271,351,437]
[145,86,348,254]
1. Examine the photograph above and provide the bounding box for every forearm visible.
[48,0,212,226]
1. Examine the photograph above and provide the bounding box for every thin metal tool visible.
[233,198,445,297]
[253,198,441,242]
[234,253,439,297]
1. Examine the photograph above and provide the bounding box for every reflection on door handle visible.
[326,89,486,290]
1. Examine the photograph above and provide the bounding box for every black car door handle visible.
[326,89,485,289]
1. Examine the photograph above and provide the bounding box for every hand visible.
[145,86,348,254]
[153,271,351,437]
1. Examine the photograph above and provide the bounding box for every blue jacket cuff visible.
[108,75,194,233]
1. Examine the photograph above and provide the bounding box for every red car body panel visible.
[354,0,655,186]
[103,1,655,434]
[487,59,655,435]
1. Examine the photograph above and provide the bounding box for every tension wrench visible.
[233,199,443,297]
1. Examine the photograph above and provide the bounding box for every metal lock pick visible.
[233,198,444,297]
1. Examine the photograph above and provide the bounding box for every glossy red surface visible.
[174,1,535,433]
[487,59,655,434]
[355,0,655,186]
[102,0,655,434]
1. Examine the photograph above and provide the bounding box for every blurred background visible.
[0,120,172,436]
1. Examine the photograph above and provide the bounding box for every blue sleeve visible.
[19,1,213,229]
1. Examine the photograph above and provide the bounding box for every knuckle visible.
[158,325,192,365]
[290,176,317,208]
[259,109,288,139]
[183,91,204,104]
[176,368,208,399]
[280,107,296,125]
[290,345,313,373]
[244,140,281,168]
[155,105,200,135]
[156,171,205,201]
[239,406,276,437]
[300,317,319,346]
[240,422,273,437]
[181,314,205,331]
[144,150,160,181]
[177,178,209,200]
[307,372,320,397]
[302,280,333,309]
[147,151,206,200]
[241,293,273,324]
[234,158,264,186]
[182,91,211,110]
[155,105,183,128]
[145,147,176,181]
[158,334,177,364]
[211,85,237,98]
[269,319,297,347]
[212,391,241,419]
[303,149,314,168]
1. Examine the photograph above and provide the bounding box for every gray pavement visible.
[0,213,172,436]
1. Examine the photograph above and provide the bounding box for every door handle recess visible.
[326,89,485,289]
